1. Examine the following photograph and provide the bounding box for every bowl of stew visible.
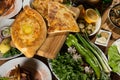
[108,3,120,28]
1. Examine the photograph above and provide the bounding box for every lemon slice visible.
[84,8,99,23]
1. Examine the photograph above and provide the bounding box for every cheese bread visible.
[11,6,47,58]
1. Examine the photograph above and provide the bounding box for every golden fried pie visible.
[47,2,80,33]
[11,6,47,58]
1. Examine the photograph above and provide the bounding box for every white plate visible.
[0,0,22,19]
[0,57,52,80]
[0,19,22,60]
[90,17,101,36]
[108,39,120,75]
[112,39,120,54]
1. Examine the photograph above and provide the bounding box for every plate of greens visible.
[108,39,120,75]
[48,33,111,80]
[0,19,22,60]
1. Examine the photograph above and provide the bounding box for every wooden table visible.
[0,0,120,80]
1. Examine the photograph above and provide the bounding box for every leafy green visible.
[3,47,21,58]
[108,45,120,73]
[50,52,96,80]
[0,77,9,80]
[76,33,111,73]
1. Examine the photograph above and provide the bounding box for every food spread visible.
[1,0,120,80]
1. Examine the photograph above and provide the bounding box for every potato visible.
[0,38,11,54]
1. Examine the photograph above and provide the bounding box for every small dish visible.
[108,3,120,28]
[95,30,112,46]
[0,0,22,19]
[0,57,52,80]
[78,16,101,36]
[89,17,101,36]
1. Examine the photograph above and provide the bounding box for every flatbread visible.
[32,0,49,19]
[32,0,63,19]
[11,6,47,58]
[47,2,80,33]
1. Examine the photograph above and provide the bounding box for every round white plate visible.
[112,39,120,54]
[0,0,22,19]
[0,57,52,80]
[90,17,101,36]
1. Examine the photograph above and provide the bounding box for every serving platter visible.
[0,57,52,80]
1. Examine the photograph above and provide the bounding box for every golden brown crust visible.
[32,0,49,19]
[11,6,47,58]
[47,2,80,33]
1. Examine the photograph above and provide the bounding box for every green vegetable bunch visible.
[65,33,111,80]
[50,52,97,80]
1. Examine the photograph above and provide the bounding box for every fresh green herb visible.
[3,47,21,58]
[50,52,97,80]
[96,34,101,38]
[108,45,120,74]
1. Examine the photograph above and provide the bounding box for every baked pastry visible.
[47,2,80,33]
[11,6,47,58]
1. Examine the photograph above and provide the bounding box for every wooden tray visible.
[36,32,68,59]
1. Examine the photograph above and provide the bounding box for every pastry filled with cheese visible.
[11,6,47,58]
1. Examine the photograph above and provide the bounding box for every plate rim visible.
[0,57,52,80]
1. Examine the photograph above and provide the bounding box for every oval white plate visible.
[48,42,109,80]
[0,19,22,60]
[0,0,22,19]
[0,57,52,80]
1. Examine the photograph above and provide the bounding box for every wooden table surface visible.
[0,0,120,80]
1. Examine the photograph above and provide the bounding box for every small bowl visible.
[108,3,120,28]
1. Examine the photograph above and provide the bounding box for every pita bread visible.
[11,6,47,58]
[47,2,80,34]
